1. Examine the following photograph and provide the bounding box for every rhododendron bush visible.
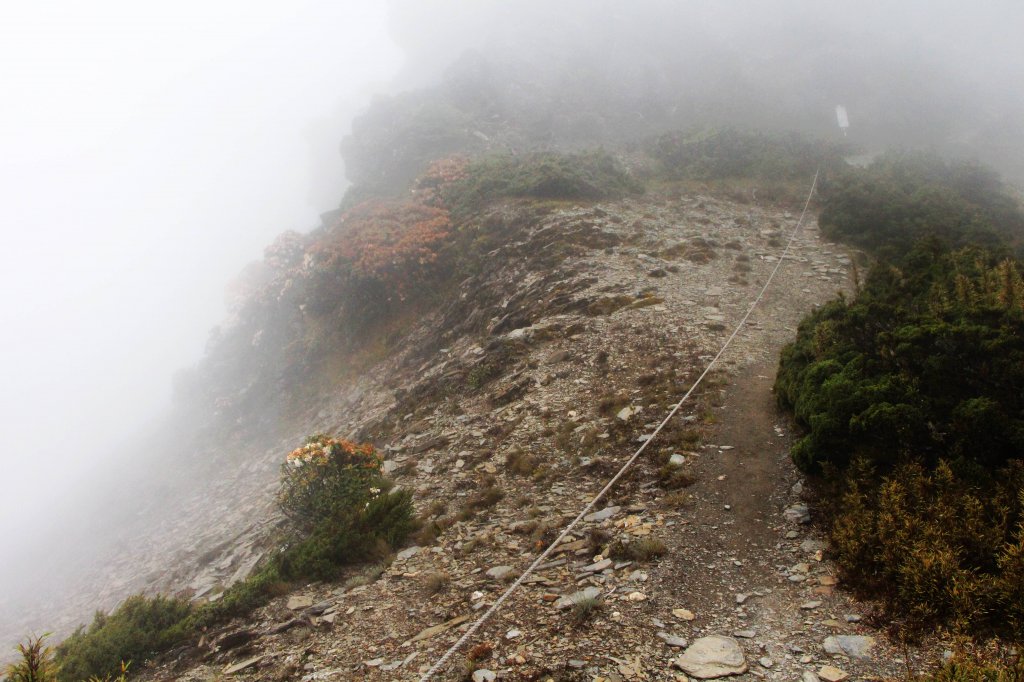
[275,434,414,579]
[315,200,451,299]
[278,434,385,530]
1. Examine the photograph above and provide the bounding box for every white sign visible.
[836,105,850,135]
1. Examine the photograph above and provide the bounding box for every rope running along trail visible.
[418,168,821,680]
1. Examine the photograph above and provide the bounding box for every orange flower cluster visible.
[285,434,380,469]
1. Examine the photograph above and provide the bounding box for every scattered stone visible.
[617,406,635,421]
[307,600,333,615]
[669,453,686,467]
[759,657,774,669]
[818,665,849,682]
[472,670,497,682]
[802,671,821,682]
[800,539,824,554]
[215,629,256,651]
[486,565,514,580]
[286,595,313,611]
[824,635,875,661]
[396,546,421,562]
[673,608,696,621]
[584,506,621,523]
[406,614,472,643]
[784,504,811,524]
[657,632,689,648]
[224,656,263,675]
[800,601,823,610]
[581,558,613,573]
[674,636,748,679]
[733,630,756,639]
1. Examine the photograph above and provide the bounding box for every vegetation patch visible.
[776,155,1024,639]
[647,128,842,183]
[819,153,1024,258]
[54,595,191,682]
[445,150,643,216]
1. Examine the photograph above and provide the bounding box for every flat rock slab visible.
[580,558,612,573]
[486,565,514,580]
[396,545,421,562]
[819,665,849,682]
[824,635,875,660]
[406,614,472,644]
[286,595,313,611]
[674,636,748,679]
[656,631,688,648]
[584,506,621,522]
[224,655,263,675]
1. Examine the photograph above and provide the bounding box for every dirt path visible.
[653,355,942,680]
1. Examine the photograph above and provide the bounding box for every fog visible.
[2,0,1023,648]
[0,2,399,536]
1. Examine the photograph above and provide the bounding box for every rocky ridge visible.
[121,187,946,680]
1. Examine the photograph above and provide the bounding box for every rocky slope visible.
[116,185,946,681]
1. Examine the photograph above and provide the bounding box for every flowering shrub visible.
[275,434,414,580]
[278,434,384,531]
[311,199,448,294]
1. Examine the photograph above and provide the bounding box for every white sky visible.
[0,2,402,533]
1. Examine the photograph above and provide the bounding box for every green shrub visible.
[818,153,1024,258]
[187,562,288,628]
[275,434,413,580]
[777,155,1024,639]
[54,595,191,682]
[647,127,842,182]
[776,245,1024,474]
[445,150,642,215]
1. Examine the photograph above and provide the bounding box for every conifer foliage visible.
[777,157,1024,638]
